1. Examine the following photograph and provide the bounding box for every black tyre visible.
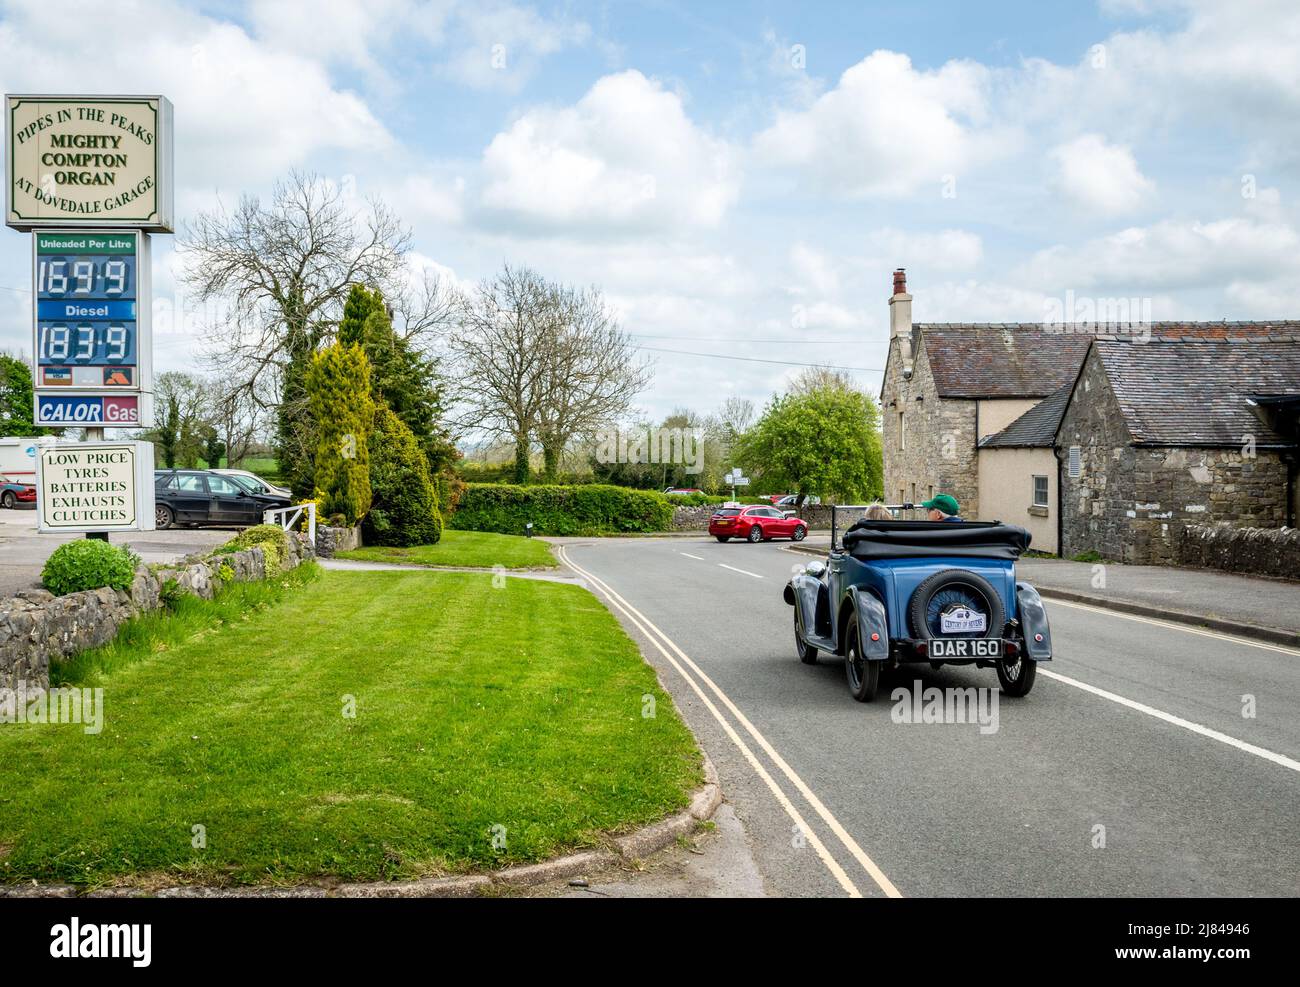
[907,568,1005,642]
[996,653,1037,697]
[794,606,818,664]
[155,504,174,530]
[792,525,807,542]
[747,524,764,543]
[715,535,730,542]
[1,491,14,509]
[843,612,880,701]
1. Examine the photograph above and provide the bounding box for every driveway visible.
[0,508,235,598]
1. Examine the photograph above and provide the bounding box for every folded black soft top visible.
[840,519,1032,560]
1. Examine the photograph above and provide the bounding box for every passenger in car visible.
[921,493,964,521]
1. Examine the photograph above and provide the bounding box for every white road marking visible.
[558,547,862,896]
[558,545,901,898]
[719,563,764,579]
[1039,668,1300,774]
[1046,597,1300,657]
[679,552,705,561]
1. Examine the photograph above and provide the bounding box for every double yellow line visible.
[557,544,902,898]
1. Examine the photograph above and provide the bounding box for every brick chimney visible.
[889,268,913,379]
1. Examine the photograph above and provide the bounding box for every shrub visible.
[364,405,443,547]
[306,341,374,525]
[41,540,140,596]
[259,542,282,577]
[449,483,674,536]
[664,492,728,507]
[436,472,466,516]
[225,523,290,558]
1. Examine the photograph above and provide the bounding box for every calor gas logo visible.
[36,395,138,424]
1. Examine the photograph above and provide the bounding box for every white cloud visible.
[1050,134,1154,215]
[755,50,1009,197]
[0,1,391,191]
[1019,216,1300,293]
[438,2,592,92]
[479,70,740,232]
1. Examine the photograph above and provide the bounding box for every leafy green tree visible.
[158,392,180,468]
[339,283,384,347]
[202,425,226,468]
[342,283,455,475]
[736,383,882,503]
[306,342,374,525]
[0,354,51,435]
[364,404,443,546]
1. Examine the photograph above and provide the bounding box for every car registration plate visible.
[929,638,1003,659]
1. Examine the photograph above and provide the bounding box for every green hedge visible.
[449,483,674,535]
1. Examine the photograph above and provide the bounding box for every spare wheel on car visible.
[907,569,1005,641]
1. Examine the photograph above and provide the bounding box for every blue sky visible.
[3,0,1299,424]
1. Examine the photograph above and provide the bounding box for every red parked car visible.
[0,481,36,509]
[709,504,808,543]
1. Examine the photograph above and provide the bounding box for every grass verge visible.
[0,568,698,888]
[337,530,557,569]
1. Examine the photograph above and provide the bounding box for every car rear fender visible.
[1015,582,1053,660]
[844,586,890,661]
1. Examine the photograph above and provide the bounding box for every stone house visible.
[1056,336,1300,563]
[880,269,1300,560]
[880,269,1091,547]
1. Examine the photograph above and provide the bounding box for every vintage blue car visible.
[783,516,1053,701]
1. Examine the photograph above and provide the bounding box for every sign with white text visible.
[31,229,152,426]
[6,95,174,232]
[36,440,155,532]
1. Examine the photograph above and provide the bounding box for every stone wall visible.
[881,337,981,518]
[671,506,716,530]
[1058,347,1140,561]
[1175,523,1300,580]
[1060,347,1294,564]
[316,524,362,558]
[0,532,314,692]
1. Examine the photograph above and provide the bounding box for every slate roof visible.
[978,383,1073,448]
[918,322,1300,399]
[1092,339,1300,447]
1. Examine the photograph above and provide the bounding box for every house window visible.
[898,411,905,451]
[1032,475,1049,508]
[1067,446,1082,479]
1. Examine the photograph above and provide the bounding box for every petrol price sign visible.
[31,229,152,425]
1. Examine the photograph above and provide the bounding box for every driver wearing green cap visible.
[920,493,963,521]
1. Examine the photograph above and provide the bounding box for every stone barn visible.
[1056,336,1300,564]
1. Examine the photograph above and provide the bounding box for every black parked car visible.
[154,469,292,530]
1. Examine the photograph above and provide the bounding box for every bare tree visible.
[789,365,864,395]
[446,266,558,483]
[716,396,755,442]
[534,285,651,481]
[207,376,269,468]
[181,171,411,388]
[180,171,412,491]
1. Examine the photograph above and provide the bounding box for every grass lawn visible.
[236,455,283,483]
[337,530,557,569]
[0,566,699,888]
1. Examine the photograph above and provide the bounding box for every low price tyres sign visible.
[36,440,156,532]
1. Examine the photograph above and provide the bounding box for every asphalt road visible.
[558,535,1300,898]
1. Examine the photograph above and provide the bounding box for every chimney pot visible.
[892,268,907,296]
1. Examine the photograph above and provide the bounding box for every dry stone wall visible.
[0,532,314,692]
